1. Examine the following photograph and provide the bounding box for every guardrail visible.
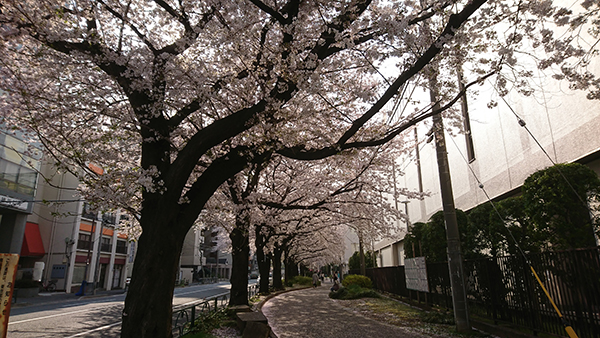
[172,283,259,337]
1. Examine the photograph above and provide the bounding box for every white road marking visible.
[64,321,121,337]
[8,307,100,325]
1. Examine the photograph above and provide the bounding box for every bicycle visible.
[42,279,57,292]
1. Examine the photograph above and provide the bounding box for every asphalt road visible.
[7,282,235,338]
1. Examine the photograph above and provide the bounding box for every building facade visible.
[23,160,132,292]
[0,128,42,256]
[374,69,600,267]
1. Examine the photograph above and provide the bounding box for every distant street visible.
[7,282,235,338]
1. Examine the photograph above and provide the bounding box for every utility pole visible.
[93,220,105,295]
[431,88,471,332]
[358,232,366,276]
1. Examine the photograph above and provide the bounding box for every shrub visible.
[329,286,349,299]
[328,284,380,300]
[290,276,313,286]
[341,274,372,289]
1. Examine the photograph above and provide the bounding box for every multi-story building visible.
[24,160,132,292]
[179,226,205,283]
[0,126,133,292]
[0,127,42,264]
[202,226,231,280]
[374,70,600,267]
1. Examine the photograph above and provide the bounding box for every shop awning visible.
[20,222,45,257]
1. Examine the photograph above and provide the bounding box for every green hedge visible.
[329,284,380,300]
[341,274,372,289]
[289,276,313,286]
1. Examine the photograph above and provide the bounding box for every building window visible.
[72,265,86,284]
[457,69,476,162]
[0,158,37,196]
[116,240,127,254]
[77,233,92,250]
[101,237,112,252]
[414,128,424,193]
[82,202,97,220]
[102,212,116,225]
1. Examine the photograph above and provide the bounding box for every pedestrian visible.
[312,271,319,287]
[330,275,340,292]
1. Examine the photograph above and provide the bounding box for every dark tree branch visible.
[278,69,496,160]
[97,0,157,53]
[249,0,287,24]
[278,0,489,161]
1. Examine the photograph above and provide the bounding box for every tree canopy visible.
[2,1,600,337]
[409,163,600,262]
[348,250,377,270]
[523,163,600,250]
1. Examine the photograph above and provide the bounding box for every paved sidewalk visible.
[262,285,431,338]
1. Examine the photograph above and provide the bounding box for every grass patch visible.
[420,310,455,325]
[182,308,238,338]
[181,331,215,338]
[248,295,261,305]
[334,296,495,337]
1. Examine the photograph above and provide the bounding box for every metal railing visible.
[358,247,600,338]
[172,283,259,337]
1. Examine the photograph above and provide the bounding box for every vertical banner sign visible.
[405,257,429,292]
[0,254,19,338]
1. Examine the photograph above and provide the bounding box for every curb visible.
[254,286,312,338]
[256,286,311,311]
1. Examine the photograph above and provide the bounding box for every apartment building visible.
[0,127,42,258]
[22,160,132,292]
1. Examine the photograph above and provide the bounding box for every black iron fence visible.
[358,247,600,338]
[172,283,259,337]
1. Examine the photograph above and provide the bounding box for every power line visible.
[445,117,580,337]
[493,83,592,211]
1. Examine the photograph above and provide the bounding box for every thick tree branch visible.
[278,69,496,160]
[249,0,287,24]
[278,0,489,161]
[97,0,157,53]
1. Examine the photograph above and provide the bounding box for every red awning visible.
[20,222,45,257]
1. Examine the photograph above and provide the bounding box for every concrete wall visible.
[376,62,600,266]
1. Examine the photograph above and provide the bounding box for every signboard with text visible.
[0,254,19,338]
[404,257,429,292]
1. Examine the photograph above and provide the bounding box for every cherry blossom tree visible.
[1,1,599,337]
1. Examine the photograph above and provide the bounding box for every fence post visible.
[190,306,196,329]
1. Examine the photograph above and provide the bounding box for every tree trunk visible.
[229,225,249,306]
[255,224,271,294]
[121,224,184,338]
[284,248,297,283]
[359,236,366,276]
[256,250,271,294]
[272,245,283,290]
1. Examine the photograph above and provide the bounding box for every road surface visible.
[8,282,235,338]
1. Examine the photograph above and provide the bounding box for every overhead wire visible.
[444,91,581,337]
[494,91,593,211]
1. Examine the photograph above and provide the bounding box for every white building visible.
[374,69,600,267]
[25,161,132,292]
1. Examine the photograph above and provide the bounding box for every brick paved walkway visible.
[262,285,431,338]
